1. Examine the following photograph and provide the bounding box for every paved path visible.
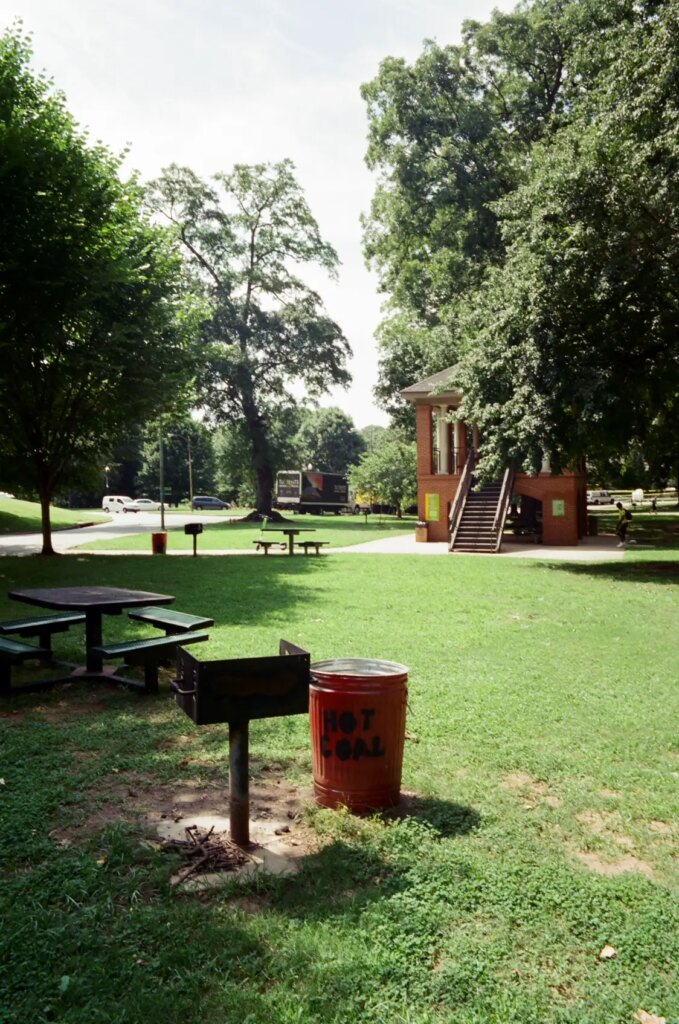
[0,512,231,557]
[0,513,629,561]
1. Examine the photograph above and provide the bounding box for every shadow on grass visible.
[536,560,679,586]
[0,553,333,640]
[386,793,481,838]
[270,796,480,925]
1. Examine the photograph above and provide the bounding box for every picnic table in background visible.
[260,526,316,556]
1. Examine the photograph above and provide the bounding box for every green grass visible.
[0,497,107,534]
[0,542,677,1024]
[78,511,415,551]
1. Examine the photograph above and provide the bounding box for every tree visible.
[454,3,679,480]
[146,161,350,517]
[350,432,417,518]
[0,28,196,553]
[293,407,364,473]
[212,404,304,506]
[362,1,678,476]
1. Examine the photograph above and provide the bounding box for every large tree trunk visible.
[38,483,56,556]
[241,390,273,516]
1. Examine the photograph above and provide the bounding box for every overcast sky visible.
[5,0,515,427]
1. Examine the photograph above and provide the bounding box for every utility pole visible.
[187,435,194,506]
[159,430,165,531]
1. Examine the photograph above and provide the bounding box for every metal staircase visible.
[449,458,514,553]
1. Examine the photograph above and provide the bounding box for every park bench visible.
[128,606,214,635]
[0,611,86,656]
[0,637,49,693]
[90,631,209,693]
[253,539,287,555]
[295,540,330,555]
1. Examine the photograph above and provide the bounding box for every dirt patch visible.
[31,697,111,722]
[574,850,655,878]
[648,820,673,835]
[501,772,560,808]
[48,774,319,857]
[576,810,617,834]
[599,788,621,799]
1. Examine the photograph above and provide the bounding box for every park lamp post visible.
[104,465,110,491]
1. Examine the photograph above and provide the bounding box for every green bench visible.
[128,606,214,635]
[296,541,330,555]
[253,539,287,555]
[0,637,49,693]
[0,611,86,655]
[90,631,209,693]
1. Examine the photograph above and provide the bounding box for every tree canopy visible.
[293,407,364,474]
[0,27,196,551]
[146,161,350,516]
[362,0,678,482]
[350,430,417,518]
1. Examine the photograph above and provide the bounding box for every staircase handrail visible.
[448,449,475,550]
[491,463,515,552]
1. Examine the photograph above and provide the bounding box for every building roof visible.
[400,366,462,404]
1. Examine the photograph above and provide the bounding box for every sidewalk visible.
[65,534,628,561]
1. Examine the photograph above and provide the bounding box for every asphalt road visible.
[0,511,231,556]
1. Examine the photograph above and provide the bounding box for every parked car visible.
[191,495,230,511]
[586,490,613,505]
[102,495,136,513]
[127,498,162,512]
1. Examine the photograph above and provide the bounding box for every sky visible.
[4,0,515,427]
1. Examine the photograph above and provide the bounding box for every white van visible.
[586,490,613,505]
[102,495,135,513]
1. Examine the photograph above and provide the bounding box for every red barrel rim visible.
[311,658,408,681]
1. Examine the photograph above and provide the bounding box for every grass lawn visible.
[0,497,107,534]
[0,545,677,1024]
[77,511,415,551]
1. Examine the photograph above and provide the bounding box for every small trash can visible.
[415,520,428,542]
[309,658,408,813]
[151,531,167,555]
[587,515,598,537]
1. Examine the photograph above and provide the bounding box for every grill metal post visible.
[229,719,250,846]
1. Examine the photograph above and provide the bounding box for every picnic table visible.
[260,527,316,557]
[9,586,175,675]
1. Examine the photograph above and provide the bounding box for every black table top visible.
[264,527,316,534]
[10,586,175,612]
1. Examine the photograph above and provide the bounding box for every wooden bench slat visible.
[128,606,214,634]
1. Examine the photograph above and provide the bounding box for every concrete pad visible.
[330,533,627,561]
[156,811,309,891]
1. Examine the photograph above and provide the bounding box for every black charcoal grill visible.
[172,640,310,846]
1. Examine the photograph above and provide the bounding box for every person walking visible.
[615,501,632,547]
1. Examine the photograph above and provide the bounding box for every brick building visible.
[401,368,587,551]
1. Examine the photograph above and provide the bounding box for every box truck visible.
[275,471,349,514]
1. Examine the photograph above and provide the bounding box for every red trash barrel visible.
[309,658,408,813]
[151,532,167,555]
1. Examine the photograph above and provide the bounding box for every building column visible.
[453,420,463,474]
[416,404,433,477]
[437,406,449,474]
